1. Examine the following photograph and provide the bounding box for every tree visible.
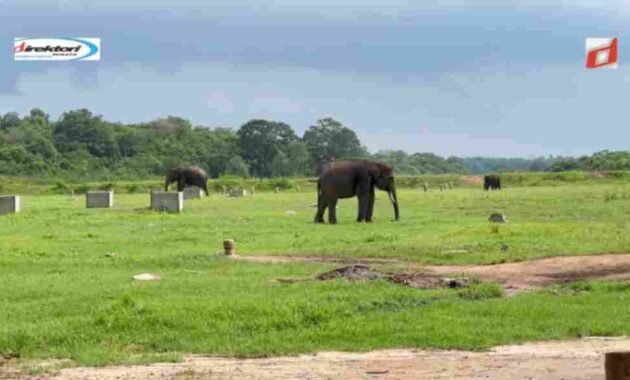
[286,141,312,176]
[54,109,119,159]
[237,119,298,177]
[224,156,250,178]
[303,118,367,165]
[0,112,21,131]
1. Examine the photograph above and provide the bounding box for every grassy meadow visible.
[1,179,630,367]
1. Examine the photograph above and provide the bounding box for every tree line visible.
[0,109,628,180]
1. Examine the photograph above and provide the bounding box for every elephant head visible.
[165,167,181,191]
[370,163,399,221]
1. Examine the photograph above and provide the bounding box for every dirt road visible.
[25,337,628,380]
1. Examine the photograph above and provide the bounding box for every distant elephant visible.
[484,174,501,191]
[314,159,399,224]
[165,166,209,195]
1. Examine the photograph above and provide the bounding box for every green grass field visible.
[1,183,630,367]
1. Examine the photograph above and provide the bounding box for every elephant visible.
[165,166,209,195]
[483,174,501,191]
[314,159,399,224]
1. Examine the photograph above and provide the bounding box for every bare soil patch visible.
[237,253,630,295]
[9,337,627,380]
[428,254,630,295]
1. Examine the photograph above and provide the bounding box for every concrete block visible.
[0,195,20,215]
[86,191,114,208]
[151,191,183,213]
[183,187,204,200]
[228,189,247,197]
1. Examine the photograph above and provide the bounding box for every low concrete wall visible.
[151,192,184,213]
[86,191,114,208]
[183,187,204,200]
[0,195,20,215]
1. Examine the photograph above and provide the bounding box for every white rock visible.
[132,273,161,281]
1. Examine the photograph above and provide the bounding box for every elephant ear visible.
[366,163,381,181]
[368,161,393,180]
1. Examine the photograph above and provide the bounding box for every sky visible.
[0,0,628,157]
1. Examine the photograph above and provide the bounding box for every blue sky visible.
[0,0,628,157]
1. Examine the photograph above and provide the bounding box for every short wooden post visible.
[605,352,630,380]
[223,239,235,256]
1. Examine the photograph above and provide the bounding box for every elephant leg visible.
[314,194,327,223]
[356,181,370,222]
[328,197,338,224]
[177,179,185,192]
[202,182,209,196]
[357,196,368,222]
[366,187,375,222]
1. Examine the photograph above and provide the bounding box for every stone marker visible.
[488,213,507,223]
[151,191,183,213]
[183,186,204,200]
[605,352,630,380]
[275,187,280,193]
[223,239,235,256]
[0,195,20,215]
[86,191,113,208]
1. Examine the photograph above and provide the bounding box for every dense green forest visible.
[0,109,628,180]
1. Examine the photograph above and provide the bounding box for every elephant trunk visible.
[388,187,399,221]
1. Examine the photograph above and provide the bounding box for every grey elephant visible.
[314,159,399,224]
[165,166,209,195]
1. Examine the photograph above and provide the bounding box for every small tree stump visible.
[605,352,630,380]
[223,239,235,256]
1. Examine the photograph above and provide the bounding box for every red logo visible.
[13,42,26,53]
[586,38,618,69]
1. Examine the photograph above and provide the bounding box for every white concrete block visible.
[86,191,114,208]
[151,191,184,213]
[0,195,20,215]
[183,187,204,200]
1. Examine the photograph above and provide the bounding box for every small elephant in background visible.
[484,174,501,191]
[314,159,399,224]
[165,166,209,195]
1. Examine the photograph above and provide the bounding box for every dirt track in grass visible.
[234,253,630,295]
[7,337,627,380]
